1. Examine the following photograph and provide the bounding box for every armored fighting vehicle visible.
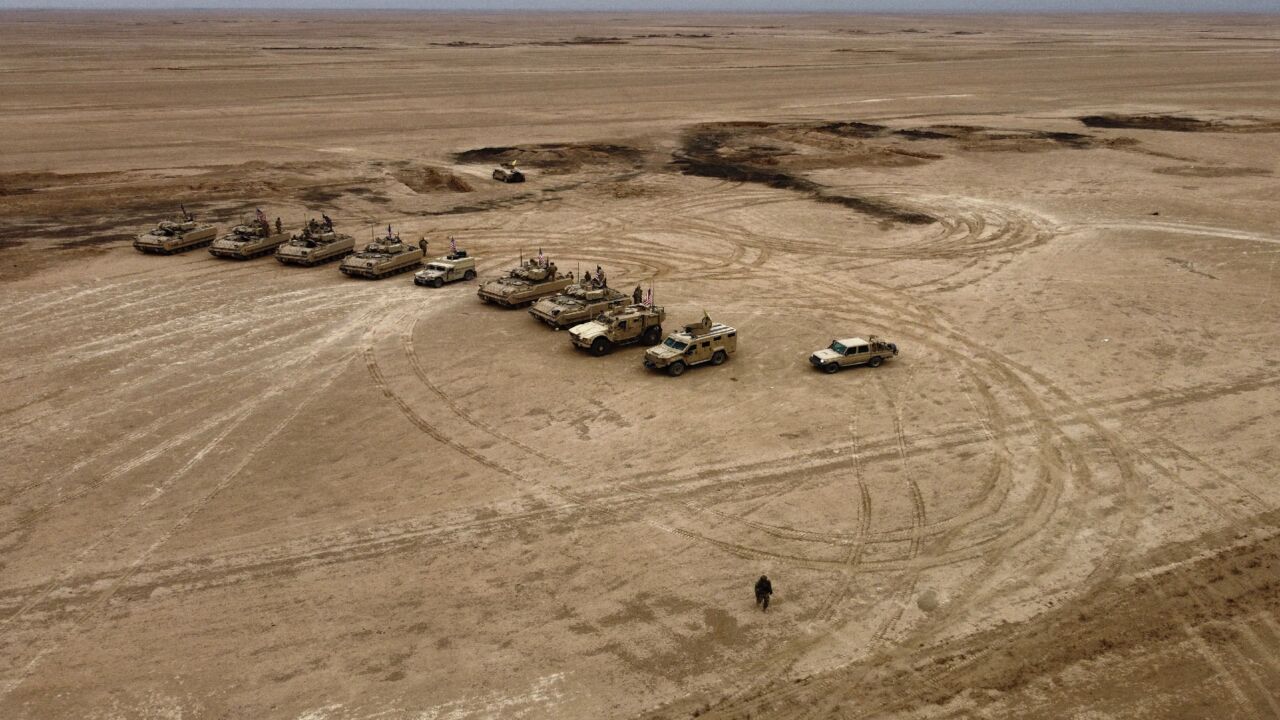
[492,161,525,183]
[644,313,737,377]
[275,219,355,266]
[529,283,628,329]
[476,259,573,307]
[340,237,425,279]
[809,336,899,374]
[209,219,289,260]
[415,251,477,287]
[570,304,666,355]
[133,216,217,254]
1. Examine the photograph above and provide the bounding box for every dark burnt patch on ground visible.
[453,143,648,173]
[1080,113,1280,133]
[388,163,474,194]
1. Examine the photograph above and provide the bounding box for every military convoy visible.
[209,219,289,260]
[477,258,573,307]
[133,215,217,254]
[492,161,525,183]
[529,283,628,329]
[415,251,477,287]
[275,219,355,266]
[809,336,899,373]
[644,314,738,377]
[340,236,425,279]
[570,303,665,355]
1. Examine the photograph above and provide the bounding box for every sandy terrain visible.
[2,11,1279,719]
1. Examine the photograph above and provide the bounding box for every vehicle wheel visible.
[667,361,686,377]
[823,363,840,374]
[432,277,444,288]
[641,326,662,345]
[590,337,611,356]
[463,270,476,281]
[868,355,883,368]
[479,295,490,304]
[711,350,727,366]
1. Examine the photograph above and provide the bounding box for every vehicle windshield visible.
[830,341,848,354]
[427,264,448,271]
[663,338,688,351]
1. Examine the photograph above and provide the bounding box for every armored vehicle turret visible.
[209,216,289,260]
[476,258,573,308]
[570,303,666,355]
[644,313,737,377]
[529,282,628,329]
[340,236,425,279]
[809,336,899,374]
[492,161,525,183]
[415,251,477,288]
[275,218,355,266]
[133,215,217,254]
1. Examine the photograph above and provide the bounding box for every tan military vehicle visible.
[643,313,737,376]
[492,161,525,183]
[275,219,355,266]
[133,215,217,254]
[529,282,628,329]
[570,303,666,355]
[209,218,289,260]
[809,336,899,374]
[415,251,477,288]
[476,258,573,307]
[340,236,425,279]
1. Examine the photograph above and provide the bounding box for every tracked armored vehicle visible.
[340,237,425,279]
[529,283,628,329]
[492,161,525,183]
[810,336,899,374]
[133,216,217,254]
[644,313,737,377]
[275,219,355,267]
[415,251,477,287]
[477,259,573,308]
[209,219,289,260]
[570,304,666,355]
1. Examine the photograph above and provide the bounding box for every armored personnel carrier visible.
[477,258,573,307]
[492,161,525,183]
[209,218,289,260]
[133,215,217,254]
[809,336,899,374]
[570,303,666,355]
[415,251,477,288]
[340,236,425,279]
[529,282,628,329]
[644,313,737,377]
[275,219,355,267]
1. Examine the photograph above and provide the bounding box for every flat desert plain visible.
[1,11,1279,720]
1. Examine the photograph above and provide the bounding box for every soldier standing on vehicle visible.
[755,575,773,612]
[632,285,643,304]
[275,217,283,235]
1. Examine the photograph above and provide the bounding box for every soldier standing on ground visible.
[755,575,773,612]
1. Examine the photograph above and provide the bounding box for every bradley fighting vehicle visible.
[644,313,737,377]
[209,216,289,259]
[275,218,356,266]
[809,336,899,374]
[133,213,217,254]
[570,303,666,355]
[529,282,628,329]
[477,258,573,308]
[415,250,477,287]
[340,236,425,279]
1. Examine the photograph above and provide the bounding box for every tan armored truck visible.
[529,283,628,329]
[570,303,666,355]
[209,218,289,259]
[477,259,573,307]
[133,216,217,254]
[809,336,899,373]
[492,161,525,183]
[644,313,737,376]
[340,236,425,279]
[415,251,477,288]
[275,219,355,266]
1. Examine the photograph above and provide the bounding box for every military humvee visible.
[492,161,525,183]
[476,259,573,307]
[275,219,356,266]
[529,283,628,329]
[644,313,737,376]
[415,251,478,287]
[133,216,217,254]
[809,336,899,374]
[209,219,289,260]
[340,237,425,279]
[570,304,666,355]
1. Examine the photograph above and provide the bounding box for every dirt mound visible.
[1080,113,1280,133]
[391,164,475,194]
[453,143,647,173]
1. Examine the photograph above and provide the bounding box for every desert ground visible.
[1,10,1279,719]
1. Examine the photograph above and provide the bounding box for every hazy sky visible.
[3,0,1279,10]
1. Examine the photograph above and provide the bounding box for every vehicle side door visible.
[844,344,871,366]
